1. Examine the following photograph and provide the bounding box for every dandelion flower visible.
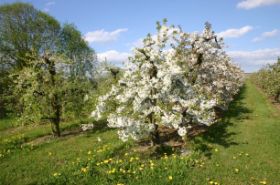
[168,176,173,180]
[81,167,88,173]
[53,172,60,177]
[259,180,267,184]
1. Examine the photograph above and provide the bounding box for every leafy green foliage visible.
[252,58,280,102]
[0,3,97,136]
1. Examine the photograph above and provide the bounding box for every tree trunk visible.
[51,119,61,137]
[275,91,280,103]
[44,55,61,137]
[51,93,61,137]
[151,124,160,145]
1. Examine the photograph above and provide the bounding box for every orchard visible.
[0,2,279,185]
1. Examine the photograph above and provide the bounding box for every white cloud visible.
[44,1,55,12]
[228,48,280,72]
[131,38,144,49]
[84,29,128,43]
[97,50,131,66]
[217,26,253,38]
[252,29,279,42]
[46,1,55,6]
[237,0,280,9]
[263,29,279,37]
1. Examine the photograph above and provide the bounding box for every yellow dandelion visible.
[116,183,124,185]
[81,167,88,173]
[53,172,60,177]
[235,168,239,173]
[168,176,173,180]
[87,150,92,155]
[259,180,267,185]
[214,148,219,152]
[111,168,116,173]
[48,152,52,156]
[124,153,129,156]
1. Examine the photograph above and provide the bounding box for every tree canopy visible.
[0,2,97,136]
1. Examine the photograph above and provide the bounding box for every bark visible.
[275,91,280,103]
[149,112,161,146]
[44,55,61,137]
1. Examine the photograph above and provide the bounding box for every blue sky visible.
[1,0,280,72]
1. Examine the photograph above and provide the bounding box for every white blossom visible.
[91,21,243,142]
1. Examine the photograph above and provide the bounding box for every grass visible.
[0,117,16,131]
[0,79,280,185]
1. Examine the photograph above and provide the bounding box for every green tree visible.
[58,24,97,119]
[0,3,97,136]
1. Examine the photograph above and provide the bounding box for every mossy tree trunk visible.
[44,55,61,137]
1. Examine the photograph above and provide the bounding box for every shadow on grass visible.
[14,119,110,151]
[192,85,252,158]
[61,119,110,137]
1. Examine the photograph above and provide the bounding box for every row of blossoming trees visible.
[251,58,280,103]
[91,20,244,145]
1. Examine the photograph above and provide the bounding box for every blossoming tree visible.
[91,20,243,145]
